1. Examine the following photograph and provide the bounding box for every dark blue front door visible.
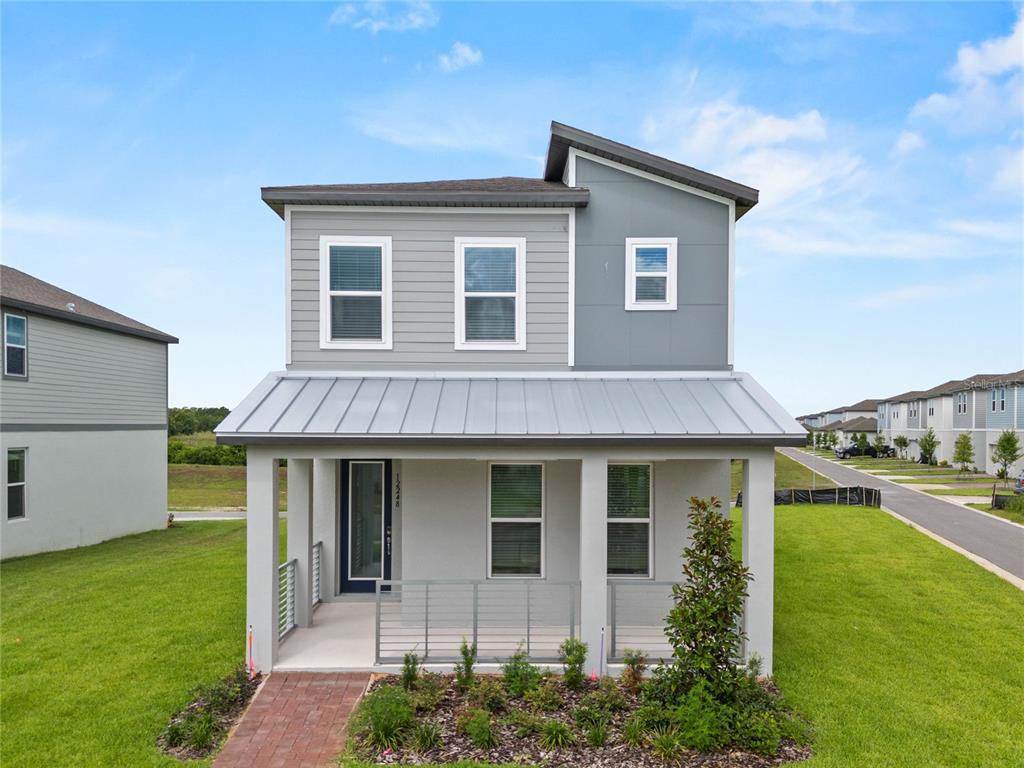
[339,460,392,593]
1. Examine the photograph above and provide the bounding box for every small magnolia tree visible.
[953,433,975,474]
[659,496,750,701]
[918,428,939,465]
[992,430,1022,484]
[893,434,910,459]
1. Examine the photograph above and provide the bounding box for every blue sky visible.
[3,1,1022,415]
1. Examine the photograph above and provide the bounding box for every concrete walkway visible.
[781,448,1024,582]
[214,672,370,768]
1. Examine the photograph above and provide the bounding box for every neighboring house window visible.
[608,464,652,578]
[3,313,27,377]
[993,388,1006,412]
[6,449,26,520]
[455,237,527,350]
[625,238,677,311]
[928,406,934,416]
[319,236,392,349]
[488,463,543,577]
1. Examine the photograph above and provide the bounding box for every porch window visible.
[319,236,392,349]
[625,238,677,311]
[455,237,526,350]
[488,463,542,577]
[4,314,27,377]
[6,449,26,520]
[607,463,651,577]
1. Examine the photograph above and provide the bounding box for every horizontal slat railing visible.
[312,541,323,606]
[376,580,579,664]
[608,580,678,662]
[278,559,297,640]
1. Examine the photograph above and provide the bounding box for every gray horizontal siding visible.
[0,313,167,425]
[289,210,570,370]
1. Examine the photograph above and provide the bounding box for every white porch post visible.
[246,449,280,673]
[313,458,338,600]
[287,459,314,627]
[741,448,775,675]
[579,455,608,676]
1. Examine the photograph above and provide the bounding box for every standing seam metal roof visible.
[216,372,805,445]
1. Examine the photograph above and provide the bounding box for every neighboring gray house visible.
[0,267,176,559]
[217,122,804,677]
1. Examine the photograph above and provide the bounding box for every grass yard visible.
[966,503,1024,526]
[170,431,217,447]
[921,486,1010,497]
[168,464,287,510]
[729,451,836,497]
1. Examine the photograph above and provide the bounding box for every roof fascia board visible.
[266,368,746,380]
[0,298,178,344]
[282,204,575,216]
[218,433,807,448]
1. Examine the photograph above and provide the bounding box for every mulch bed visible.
[157,670,263,761]
[355,674,811,768]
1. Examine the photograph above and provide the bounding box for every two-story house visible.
[216,122,804,676]
[0,266,176,559]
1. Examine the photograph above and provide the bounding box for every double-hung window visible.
[319,236,392,349]
[4,314,27,377]
[994,388,1006,412]
[6,449,26,520]
[625,238,677,311]
[455,237,526,349]
[488,463,543,577]
[607,464,652,577]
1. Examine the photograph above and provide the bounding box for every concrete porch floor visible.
[275,602,376,672]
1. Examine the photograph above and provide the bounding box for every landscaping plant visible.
[918,428,939,465]
[410,722,442,753]
[524,679,562,711]
[354,686,413,751]
[621,648,647,694]
[454,638,477,692]
[400,652,420,690]
[538,719,575,749]
[410,671,446,713]
[992,430,1022,484]
[458,708,498,749]
[585,721,609,747]
[953,432,975,474]
[468,677,508,713]
[501,644,543,697]
[894,434,910,459]
[558,637,588,690]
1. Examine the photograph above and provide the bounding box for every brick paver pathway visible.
[215,672,371,768]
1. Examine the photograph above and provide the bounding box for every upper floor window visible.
[992,388,1006,412]
[928,406,934,416]
[319,236,393,349]
[6,448,26,520]
[3,313,27,377]
[625,238,677,311]
[455,237,526,350]
[957,393,967,414]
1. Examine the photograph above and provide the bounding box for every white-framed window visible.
[625,237,677,311]
[3,313,27,377]
[6,448,26,521]
[608,463,653,578]
[454,237,526,350]
[318,236,392,349]
[488,463,543,577]
[928,406,934,417]
[957,393,967,414]
[993,388,1006,412]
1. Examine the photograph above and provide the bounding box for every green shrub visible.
[650,728,682,760]
[401,652,420,690]
[671,680,730,752]
[459,708,498,749]
[622,716,646,748]
[1006,495,1024,514]
[524,679,562,712]
[621,648,647,694]
[166,441,246,466]
[455,639,477,692]
[733,709,781,756]
[587,677,626,711]
[585,721,609,747]
[633,701,671,733]
[573,703,610,729]
[539,719,575,749]
[356,686,413,751]
[410,671,445,713]
[501,709,542,737]
[558,638,588,690]
[410,722,442,753]
[467,677,507,714]
[501,644,543,697]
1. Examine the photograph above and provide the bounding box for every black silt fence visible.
[735,486,882,508]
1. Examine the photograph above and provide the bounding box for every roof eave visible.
[0,297,178,344]
[216,433,808,448]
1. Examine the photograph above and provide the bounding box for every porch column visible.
[287,459,314,627]
[741,448,775,675]
[246,449,280,673]
[313,458,338,600]
[579,455,608,676]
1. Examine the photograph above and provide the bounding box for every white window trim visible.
[607,462,654,579]
[3,313,27,378]
[625,237,677,311]
[347,460,386,581]
[487,461,544,579]
[319,235,393,350]
[6,447,27,522]
[454,236,527,351]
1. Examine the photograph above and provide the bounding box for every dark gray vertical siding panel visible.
[0,313,167,425]
[289,210,569,369]
[573,157,730,370]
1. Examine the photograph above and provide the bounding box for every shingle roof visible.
[261,177,589,217]
[216,371,805,446]
[834,416,878,432]
[0,266,177,344]
[959,370,1024,389]
[842,398,881,411]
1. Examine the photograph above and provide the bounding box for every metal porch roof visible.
[216,372,805,447]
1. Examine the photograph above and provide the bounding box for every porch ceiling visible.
[216,371,805,446]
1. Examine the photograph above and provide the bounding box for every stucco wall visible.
[0,429,168,559]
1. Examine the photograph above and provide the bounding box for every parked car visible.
[1014,471,1024,495]
[836,444,878,459]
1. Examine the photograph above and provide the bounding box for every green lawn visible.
[729,451,836,497]
[0,521,285,768]
[169,431,218,448]
[921,486,1011,497]
[168,464,287,510]
[966,503,1024,526]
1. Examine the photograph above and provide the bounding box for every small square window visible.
[625,238,677,311]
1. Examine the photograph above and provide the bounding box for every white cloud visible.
[329,1,437,33]
[857,272,999,309]
[1,207,149,240]
[943,217,1022,241]
[438,42,482,73]
[952,12,1024,83]
[893,130,925,156]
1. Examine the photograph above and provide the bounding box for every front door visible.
[340,460,392,593]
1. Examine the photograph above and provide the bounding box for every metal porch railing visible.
[312,541,323,606]
[278,559,297,639]
[607,580,679,662]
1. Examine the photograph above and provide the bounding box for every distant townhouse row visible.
[796,399,880,447]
